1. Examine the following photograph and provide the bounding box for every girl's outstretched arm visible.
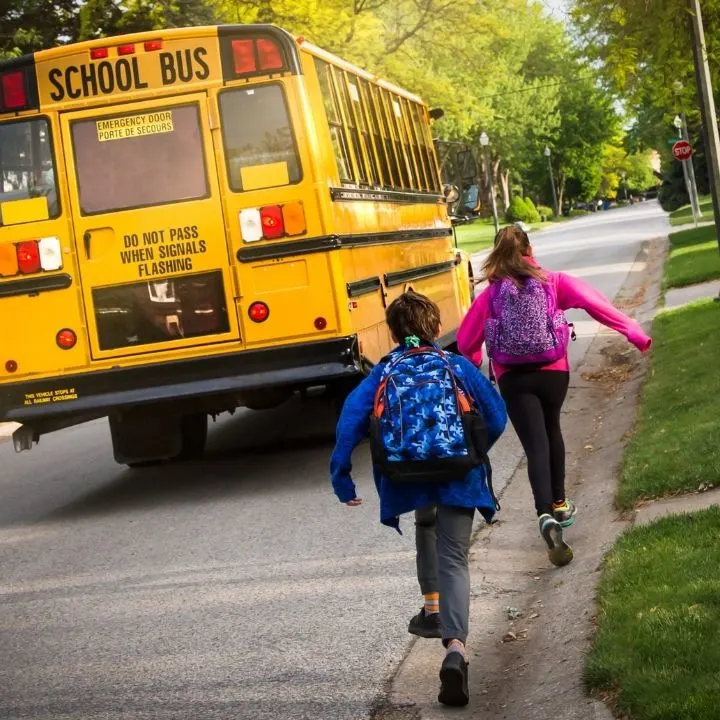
[555,273,652,351]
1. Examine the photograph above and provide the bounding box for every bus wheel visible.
[176,412,208,461]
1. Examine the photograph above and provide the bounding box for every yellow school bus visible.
[0,24,474,465]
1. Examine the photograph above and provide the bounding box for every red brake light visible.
[248,301,270,323]
[117,44,136,56]
[260,206,284,239]
[1,71,26,110]
[257,39,283,71]
[16,241,40,274]
[56,329,77,350]
[144,40,163,51]
[90,48,109,60]
[232,39,257,75]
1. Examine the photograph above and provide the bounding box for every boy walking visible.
[330,292,506,706]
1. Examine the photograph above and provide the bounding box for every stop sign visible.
[672,139,694,161]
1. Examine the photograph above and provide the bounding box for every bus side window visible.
[369,84,402,189]
[413,103,441,192]
[359,79,392,189]
[347,76,380,187]
[393,97,420,191]
[379,89,411,190]
[314,58,353,183]
[333,68,369,186]
[403,98,430,192]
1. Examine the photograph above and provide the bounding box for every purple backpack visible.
[485,276,572,366]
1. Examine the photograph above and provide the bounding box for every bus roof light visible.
[232,39,257,75]
[1,71,27,110]
[0,243,19,276]
[90,47,109,60]
[281,202,306,236]
[16,241,40,274]
[117,44,136,56]
[239,208,263,242]
[260,206,284,239]
[144,40,163,51]
[257,39,284,71]
[39,237,63,272]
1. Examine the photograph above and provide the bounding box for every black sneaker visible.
[408,608,442,638]
[438,651,469,707]
[539,513,573,567]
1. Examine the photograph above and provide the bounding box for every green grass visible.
[586,507,720,720]
[618,300,720,509]
[665,225,720,289]
[669,195,715,226]
[454,219,497,254]
[454,215,564,255]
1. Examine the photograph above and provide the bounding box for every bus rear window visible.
[71,105,209,215]
[219,85,301,191]
[0,118,59,224]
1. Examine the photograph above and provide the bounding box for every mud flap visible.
[109,407,183,465]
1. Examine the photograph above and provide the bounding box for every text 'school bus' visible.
[0,24,474,466]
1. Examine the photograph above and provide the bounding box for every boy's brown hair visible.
[385,291,441,344]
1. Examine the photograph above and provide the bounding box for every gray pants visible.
[415,505,475,644]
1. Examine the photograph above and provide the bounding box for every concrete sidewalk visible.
[663,279,720,311]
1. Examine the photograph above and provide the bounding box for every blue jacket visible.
[330,347,507,531]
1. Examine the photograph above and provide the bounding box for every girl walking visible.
[457,225,651,566]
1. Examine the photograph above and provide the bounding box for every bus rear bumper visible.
[0,335,362,426]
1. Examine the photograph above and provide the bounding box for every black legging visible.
[498,370,570,516]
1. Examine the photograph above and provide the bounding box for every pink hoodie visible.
[457,264,652,380]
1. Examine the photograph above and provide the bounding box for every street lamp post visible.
[545,146,559,217]
[480,132,500,236]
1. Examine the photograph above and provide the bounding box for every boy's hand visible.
[345,498,362,506]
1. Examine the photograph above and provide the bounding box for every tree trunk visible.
[500,168,511,212]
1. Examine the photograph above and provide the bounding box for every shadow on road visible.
[44,393,340,523]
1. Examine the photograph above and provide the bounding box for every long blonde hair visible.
[482,225,547,285]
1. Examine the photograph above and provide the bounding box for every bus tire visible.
[176,412,208,461]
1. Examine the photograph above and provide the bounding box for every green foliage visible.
[536,204,553,221]
[0,0,622,218]
[505,195,536,223]
[522,196,542,223]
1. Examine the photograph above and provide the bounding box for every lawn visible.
[454,216,562,255]
[617,299,720,509]
[454,219,497,254]
[585,507,720,720]
[669,195,715,226]
[664,225,720,289]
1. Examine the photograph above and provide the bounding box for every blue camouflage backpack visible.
[368,345,497,503]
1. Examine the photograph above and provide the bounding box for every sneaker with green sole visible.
[539,513,573,567]
[552,498,577,528]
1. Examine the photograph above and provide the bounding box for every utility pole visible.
[688,0,720,241]
[480,132,500,236]
[545,146,559,217]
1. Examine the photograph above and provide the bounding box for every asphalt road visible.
[0,202,669,720]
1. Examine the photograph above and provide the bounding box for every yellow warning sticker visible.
[96,111,174,142]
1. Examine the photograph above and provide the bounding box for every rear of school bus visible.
[0,25,365,465]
